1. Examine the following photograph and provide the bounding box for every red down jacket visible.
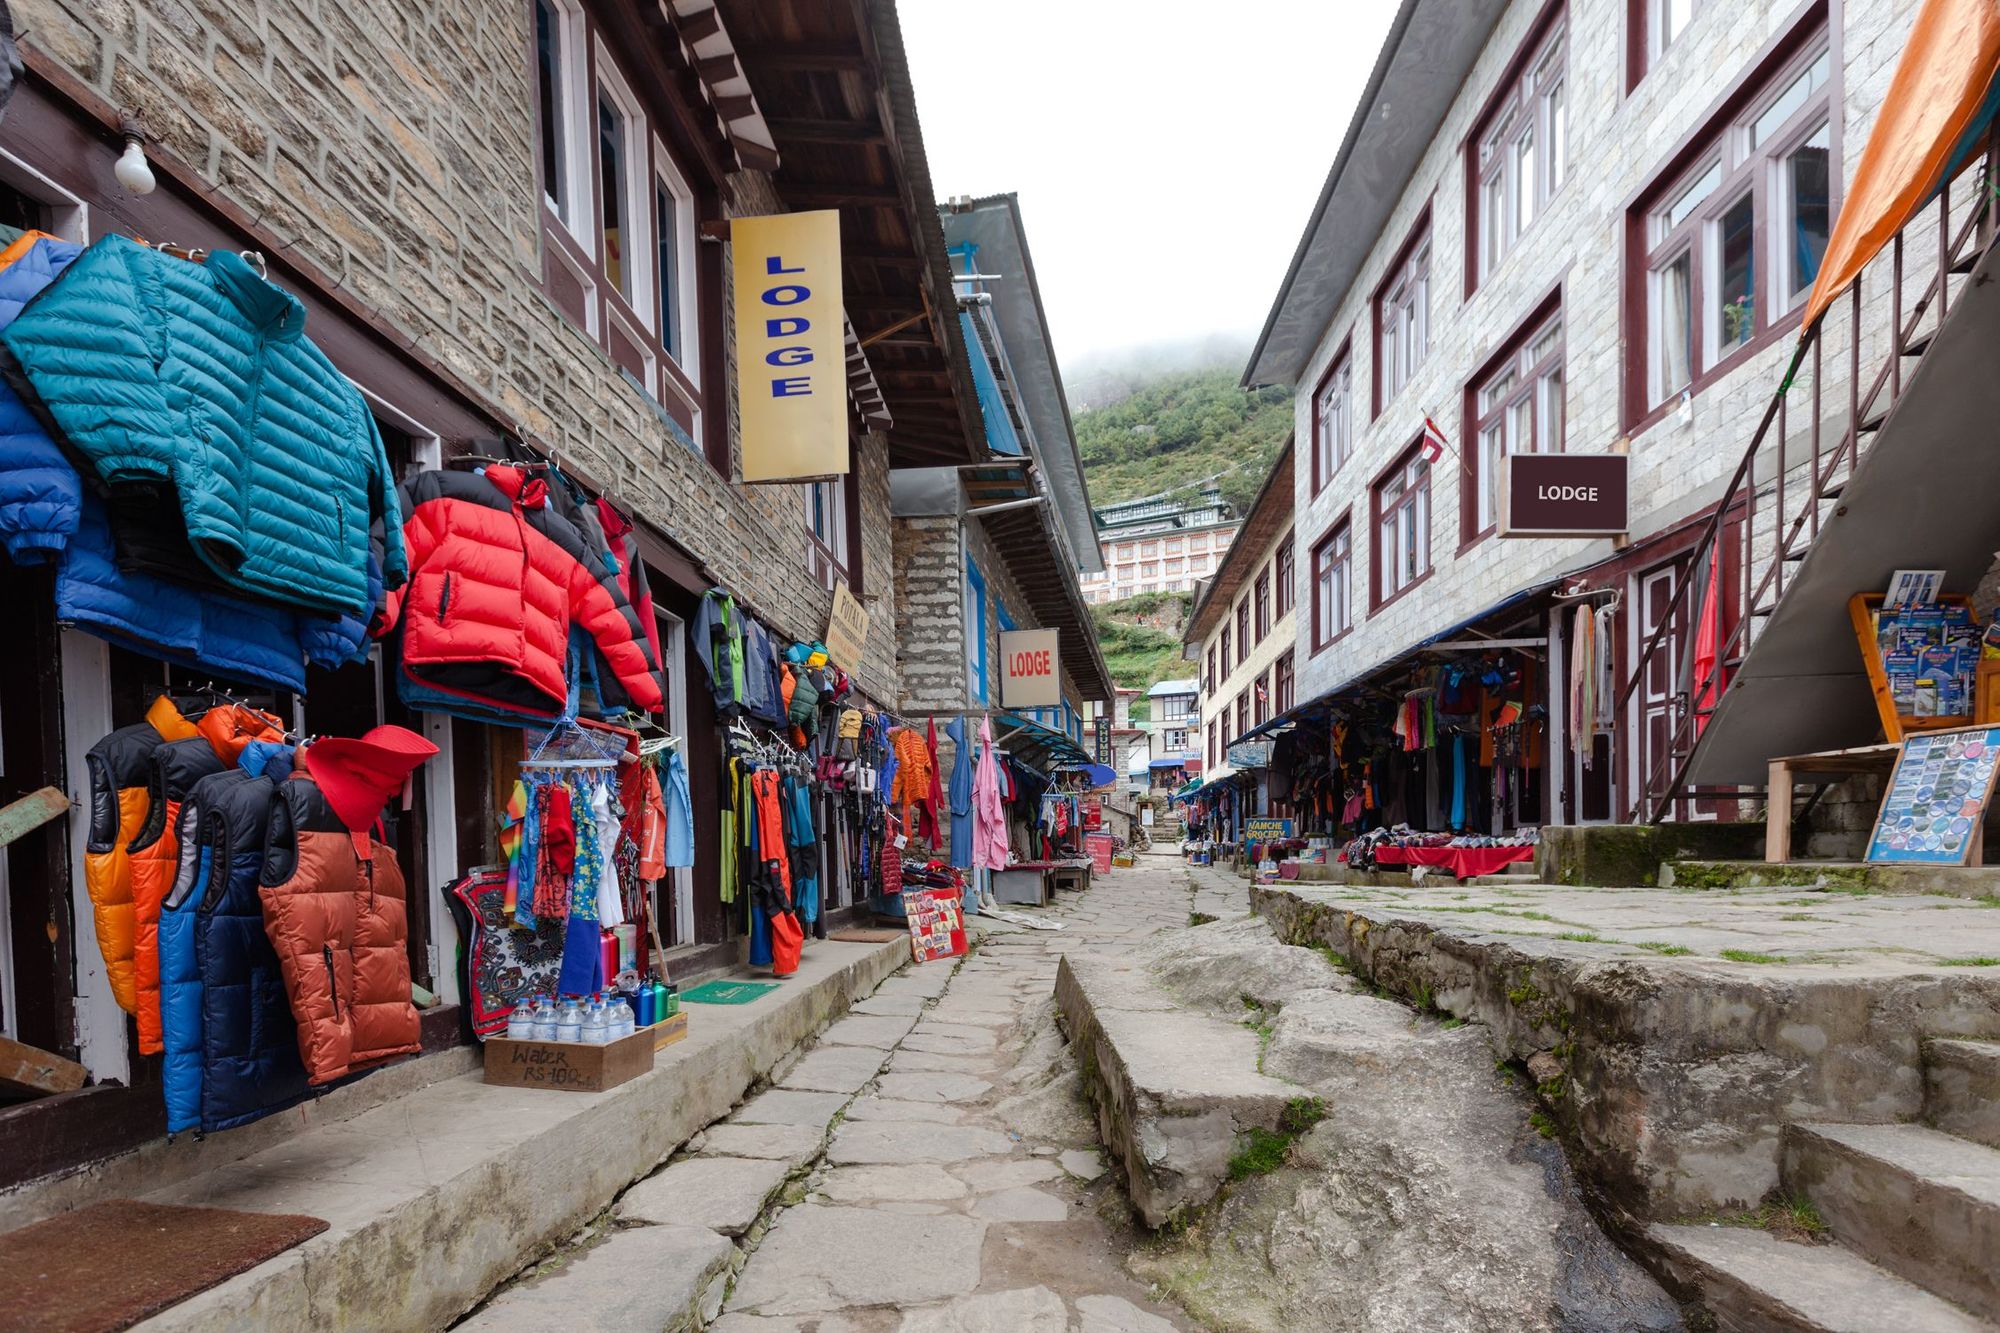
[382,466,663,716]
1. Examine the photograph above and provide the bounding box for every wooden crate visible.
[483,1026,656,1093]
[648,1011,688,1052]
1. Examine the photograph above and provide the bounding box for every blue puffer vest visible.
[160,745,309,1134]
[0,237,372,690]
[0,233,406,616]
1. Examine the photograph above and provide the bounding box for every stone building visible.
[1079,485,1239,603]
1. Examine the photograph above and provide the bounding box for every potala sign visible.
[732,210,847,483]
[999,629,1061,709]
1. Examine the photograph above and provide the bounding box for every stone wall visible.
[27,0,901,701]
[894,515,966,716]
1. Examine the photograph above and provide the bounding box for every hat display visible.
[305,724,439,833]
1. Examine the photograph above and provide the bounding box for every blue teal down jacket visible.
[0,237,371,691]
[160,742,309,1135]
[0,233,406,616]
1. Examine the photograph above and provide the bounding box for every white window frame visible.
[650,134,700,385]
[593,41,654,326]
[538,0,593,251]
[1379,239,1431,404]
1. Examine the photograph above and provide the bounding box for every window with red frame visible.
[1375,220,1432,410]
[1235,599,1251,668]
[1208,719,1217,769]
[805,473,858,591]
[1374,445,1432,606]
[1219,625,1231,679]
[1471,14,1567,288]
[1311,347,1354,491]
[1253,670,1270,726]
[1235,691,1249,742]
[1468,312,1564,540]
[1311,520,1351,651]
[1254,570,1271,642]
[1633,0,1708,86]
[1205,644,1216,693]
[1631,28,1833,419]
[1274,650,1295,713]
[1274,533,1295,616]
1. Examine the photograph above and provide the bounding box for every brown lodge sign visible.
[1499,453,1629,538]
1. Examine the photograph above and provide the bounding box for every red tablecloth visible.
[1372,844,1535,878]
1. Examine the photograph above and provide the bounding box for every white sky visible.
[898,1,1400,369]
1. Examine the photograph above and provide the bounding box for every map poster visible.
[1865,724,2000,865]
[906,886,967,963]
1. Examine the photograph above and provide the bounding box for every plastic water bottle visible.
[581,995,609,1045]
[532,995,558,1042]
[611,994,634,1040]
[506,995,537,1041]
[556,996,583,1044]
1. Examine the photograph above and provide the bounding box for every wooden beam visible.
[768,115,887,144]
[677,7,723,42]
[0,786,68,849]
[786,185,905,209]
[859,308,931,348]
[0,1035,87,1097]
[696,53,740,82]
[734,40,868,71]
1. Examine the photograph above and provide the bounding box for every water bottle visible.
[506,995,537,1042]
[611,994,634,1040]
[582,995,609,1045]
[556,996,583,1044]
[532,995,558,1042]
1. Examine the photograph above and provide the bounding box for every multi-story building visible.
[1142,678,1201,787]
[1185,449,1295,821]
[1248,0,1925,827]
[1079,486,1239,603]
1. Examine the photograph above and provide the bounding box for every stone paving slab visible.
[697,1122,826,1167]
[819,1014,922,1049]
[778,1045,889,1093]
[968,1186,1067,1221]
[726,1205,986,1316]
[617,1155,792,1235]
[874,1071,994,1103]
[459,1223,732,1331]
[897,1285,1067,1332]
[886,1049,991,1075]
[1077,1294,1180,1333]
[948,1158,1063,1192]
[851,993,929,1017]
[732,1089,850,1127]
[826,1120,1016,1165]
[844,1097,967,1125]
[818,1163,969,1203]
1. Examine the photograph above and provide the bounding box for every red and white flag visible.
[1419,415,1449,465]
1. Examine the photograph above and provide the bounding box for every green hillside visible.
[1089,591,1193,722]
[1073,366,1292,516]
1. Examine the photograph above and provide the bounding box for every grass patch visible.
[1635,942,1695,956]
[1556,931,1601,943]
[1188,911,1219,927]
[1528,1110,1559,1139]
[1439,1016,1466,1030]
[1226,1097,1327,1180]
[1720,948,1788,964]
[1937,956,2000,967]
[1781,913,1818,922]
[1691,1197,1830,1244]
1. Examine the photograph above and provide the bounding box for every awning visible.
[993,712,1091,773]
[1148,757,1191,769]
[1058,761,1118,789]
[1234,575,1562,744]
[1802,0,2000,330]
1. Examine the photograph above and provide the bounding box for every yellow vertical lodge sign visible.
[733,210,847,483]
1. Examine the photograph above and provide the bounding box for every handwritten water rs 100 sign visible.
[1865,724,2000,865]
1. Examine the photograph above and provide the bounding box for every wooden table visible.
[1766,743,1900,862]
[1048,862,1091,894]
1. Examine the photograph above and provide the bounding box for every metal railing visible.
[1619,132,2000,824]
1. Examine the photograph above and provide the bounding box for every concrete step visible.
[1783,1122,2000,1317]
[1661,859,2000,900]
[1648,1223,1992,1332]
[1925,1039,2000,1148]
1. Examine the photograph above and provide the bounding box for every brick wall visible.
[894,515,966,715]
[25,0,901,703]
[1289,0,1925,706]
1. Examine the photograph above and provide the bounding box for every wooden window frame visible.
[1371,439,1433,611]
[1274,649,1296,713]
[1622,6,1839,433]
[1462,291,1565,547]
[1628,0,1711,91]
[1254,570,1271,643]
[1466,1,1569,294]
[1234,598,1251,669]
[1310,515,1353,653]
[1235,691,1250,744]
[1273,533,1295,617]
[1310,339,1354,493]
[1373,208,1434,416]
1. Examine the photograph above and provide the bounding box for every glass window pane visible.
[1663,0,1695,47]
[1751,48,1830,149]
[1484,171,1507,272]
[1716,192,1756,352]
[1654,250,1694,400]
[1786,124,1832,300]
[1541,364,1566,452]
[655,183,679,358]
[1480,425,1503,528]
[1515,127,1537,231]
[1546,79,1567,194]
[598,94,629,296]
[535,0,566,217]
[1480,368,1516,414]
[1661,162,1721,237]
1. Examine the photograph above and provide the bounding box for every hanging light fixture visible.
[113,109,155,196]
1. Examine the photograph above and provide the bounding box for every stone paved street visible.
[714,849,1213,1331]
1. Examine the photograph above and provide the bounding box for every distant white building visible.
[1079,487,1240,604]
[1144,678,1201,788]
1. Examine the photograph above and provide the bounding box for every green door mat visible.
[680,980,780,1005]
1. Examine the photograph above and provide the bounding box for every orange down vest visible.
[81,696,200,1013]
[259,764,420,1084]
[129,705,283,1053]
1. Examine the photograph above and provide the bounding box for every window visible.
[805,476,853,590]
[534,0,573,223]
[1470,313,1565,538]
[1375,220,1432,409]
[1311,347,1354,490]
[653,153,695,371]
[1219,625,1231,677]
[1275,650,1296,713]
[966,558,988,703]
[1140,562,1159,578]
[1235,692,1250,743]
[1254,571,1271,642]
[1638,0,1706,82]
[1165,557,1185,575]
[1165,539,1184,555]
[1140,541,1159,558]
[1633,33,1832,417]
[1311,521,1352,650]
[1234,600,1251,667]
[1274,534,1295,617]
[1117,543,1135,559]
[1471,19,1567,286]
[1205,646,1216,693]
[1374,445,1432,605]
[1253,671,1270,726]
[1208,720,1218,769]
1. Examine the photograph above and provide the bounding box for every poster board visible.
[1243,818,1294,844]
[1864,724,2000,864]
[906,887,967,963]
[1085,833,1114,873]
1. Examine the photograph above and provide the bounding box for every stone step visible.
[1648,1223,1992,1332]
[1783,1122,2000,1317]
[1925,1039,2000,1148]
[1661,859,2000,900]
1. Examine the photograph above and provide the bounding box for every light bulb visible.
[114,139,155,196]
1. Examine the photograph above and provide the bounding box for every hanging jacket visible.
[742,616,785,725]
[161,746,309,1133]
[259,761,422,1084]
[595,498,663,672]
[380,465,663,719]
[693,588,746,713]
[973,718,1009,871]
[81,695,202,1013]
[0,236,371,689]
[545,474,660,714]
[0,233,405,616]
[946,716,974,870]
[129,705,285,1053]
